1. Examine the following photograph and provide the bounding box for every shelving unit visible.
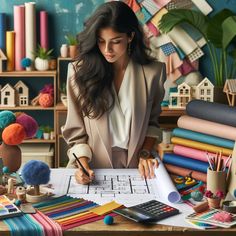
[0,70,57,166]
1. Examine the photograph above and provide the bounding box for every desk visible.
[0,215,236,236]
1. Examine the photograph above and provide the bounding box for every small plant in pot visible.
[65,34,78,59]
[21,160,51,203]
[33,45,54,71]
[40,125,53,140]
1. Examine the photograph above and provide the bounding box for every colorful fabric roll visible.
[0,13,6,53]
[173,145,231,167]
[3,211,62,236]
[164,163,207,182]
[171,137,232,156]
[6,31,15,71]
[172,128,235,149]
[33,195,106,230]
[186,100,236,127]
[163,153,209,173]
[178,115,236,141]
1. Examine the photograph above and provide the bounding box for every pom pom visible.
[191,190,203,201]
[39,93,54,107]
[16,113,38,138]
[14,199,21,206]
[0,110,16,129]
[213,212,233,222]
[21,58,32,68]
[104,215,114,225]
[21,160,50,185]
[40,84,54,95]
[2,123,26,145]
[2,166,9,173]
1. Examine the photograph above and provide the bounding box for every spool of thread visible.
[162,129,172,144]
[16,186,26,202]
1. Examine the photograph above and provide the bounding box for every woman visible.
[62,1,166,184]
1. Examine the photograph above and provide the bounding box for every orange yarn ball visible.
[2,123,26,145]
[39,93,54,107]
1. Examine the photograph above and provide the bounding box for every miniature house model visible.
[1,83,16,107]
[169,77,214,108]
[223,79,236,106]
[0,80,29,107]
[14,81,29,106]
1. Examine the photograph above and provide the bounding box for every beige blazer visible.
[62,60,166,168]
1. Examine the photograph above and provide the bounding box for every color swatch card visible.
[0,195,22,219]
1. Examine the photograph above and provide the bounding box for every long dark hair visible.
[74,1,154,119]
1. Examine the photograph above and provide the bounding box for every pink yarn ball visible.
[39,93,54,107]
[16,114,38,138]
[2,123,26,145]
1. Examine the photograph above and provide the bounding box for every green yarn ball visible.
[0,110,15,129]
[191,190,203,201]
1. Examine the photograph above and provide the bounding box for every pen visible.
[73,153,90,177]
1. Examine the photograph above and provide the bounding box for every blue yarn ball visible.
[191,190,203,201]
[2,166,10,173]
[21,160,50,185]
[14,199,21,206]
[21,58,32,68]
[0,110,15,129]
[104,215,114,225]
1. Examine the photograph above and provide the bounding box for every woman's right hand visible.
[74,157,95,185]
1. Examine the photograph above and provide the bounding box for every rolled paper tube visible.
[171,137,232,156]
[178,115,236,141]
[155,157,181,203]
[186,100,236,127]
[0,13,6,52]
[172,128,234,149]
[14,5,25,71]
[40,11,48,50]
[173,145,231,167]
[163,153,209,173]
[164,163,207,182]
[6,31,15,71]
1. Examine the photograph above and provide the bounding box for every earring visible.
[128,42,131,56]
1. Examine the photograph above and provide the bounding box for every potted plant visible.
[33,45,54,71]
[40,125,53,140]
[60,82,67,107]
[65,34,78,58]
[159,9,236,87]
[205,190,225,208]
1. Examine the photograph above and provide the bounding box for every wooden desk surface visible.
[1,215,236,236]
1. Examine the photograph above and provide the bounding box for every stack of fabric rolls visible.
[162,100,236,182]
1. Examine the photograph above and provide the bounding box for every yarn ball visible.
[0,110,16,129]
[104,215,114,225]
[2,166,9,173]
[21,58,32,68]
[2,123,26,145]
[14,199,21,206]
[16,113,38,138]
[39,93,54,107]
[21,160,50,185]
[191,190,203,201]
[40,84,54,96]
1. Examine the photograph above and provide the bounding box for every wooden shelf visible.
[0,70,56,77]
[23,139,56,143]
[0,105,55,110]
[56,102,67,111]
[160,107,185,117]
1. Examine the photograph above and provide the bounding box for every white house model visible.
[223,79,236,106]
[169,77,214,108]
[1,83,16,107]
[0,80,29,107]
[14,81,29,106]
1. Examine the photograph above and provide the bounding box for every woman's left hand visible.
[138,158,158,179]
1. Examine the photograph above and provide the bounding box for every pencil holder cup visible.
[207,168,226,195]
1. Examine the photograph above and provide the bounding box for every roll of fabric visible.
[6,31,15,71]
[173,145,231,167]
[164,163,207,182]
[163,153,209,173]
[14,5,25,71]
[172,128,234,149]
[0,13,6,53]
[171,137,232,156]
[178,115,236,141]
[186,100,236,127]
[25,2,36,70]
[40,11,48,50]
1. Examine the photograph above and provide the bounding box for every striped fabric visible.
[3,210,62,236]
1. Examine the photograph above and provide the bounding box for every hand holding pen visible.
[73,153,95,185]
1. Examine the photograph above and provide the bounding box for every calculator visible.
[114,200,179,223]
